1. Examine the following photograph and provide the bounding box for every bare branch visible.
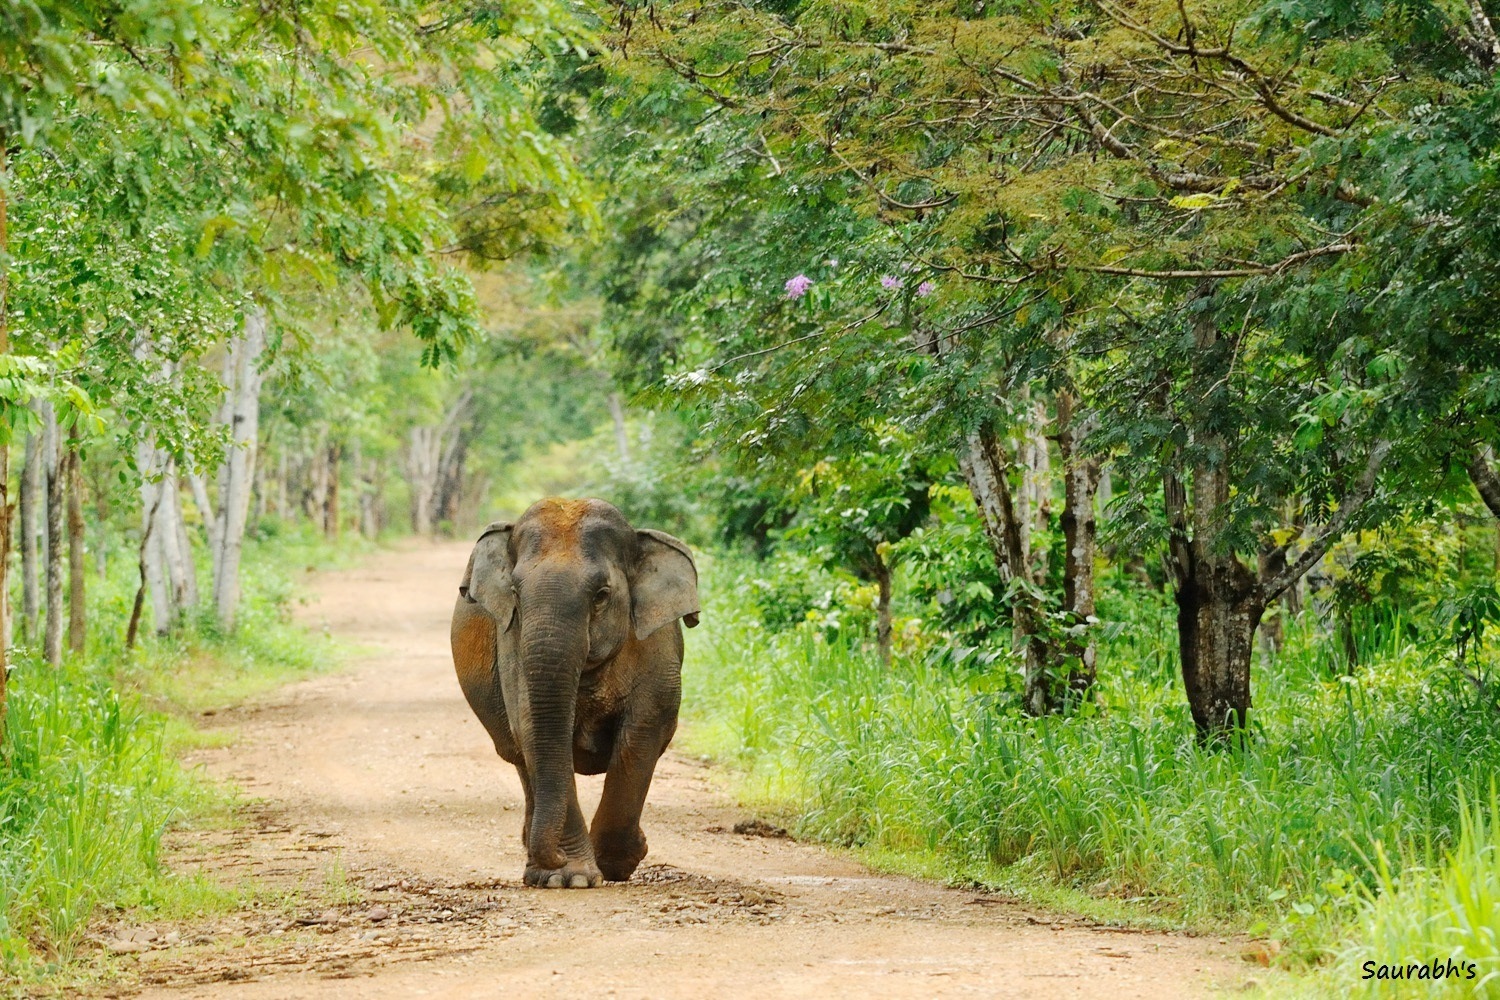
[1464,0,1500,66]
[1072,241,1355,280]
[708,304,889,372]
[1096,0,1344,137]
[1262,440,1392,601]
[1469,445,1500,520]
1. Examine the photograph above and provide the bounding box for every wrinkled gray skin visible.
[450,497,699,888]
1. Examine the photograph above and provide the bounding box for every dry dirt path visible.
[120,541,1247,999]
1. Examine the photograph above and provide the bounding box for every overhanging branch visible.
[1072,241,1355,280]
[1262,439,1392,601]
[1469,446,1500,520]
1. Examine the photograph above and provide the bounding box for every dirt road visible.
[123,541,1246,999]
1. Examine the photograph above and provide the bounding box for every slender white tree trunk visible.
[212,309,266,629]
[19,426,40,640]
[402,391,471,536]
[136,436,172,634]
[609,392,630,462]
[66,448,85,654]
[162,466,196,611]
[404,425,438,535]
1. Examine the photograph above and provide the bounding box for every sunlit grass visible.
[681,553,1500,978]
[0,522,360,978]
[1322,790,1500,998]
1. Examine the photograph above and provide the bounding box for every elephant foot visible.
[593,827,648,882]
[523,860,603,889]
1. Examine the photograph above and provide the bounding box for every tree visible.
[786,440,932,663]
[592,0,1500,737]
[2,0,597,642]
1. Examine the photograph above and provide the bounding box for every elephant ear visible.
[460,522,516,631]
[631,529,701,641]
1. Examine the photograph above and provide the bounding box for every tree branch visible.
[1262,440,1392,601]
[1464,0,1500,67]
[1468,445,1500,520]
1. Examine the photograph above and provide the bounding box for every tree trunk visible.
[921,311,1057,713]
[406,426,437,535]
[167,471,198,610]
[306,441,328,524]
[212,309,267,629]
[136,435,173,634]
[1164,295,1390,742]
[404,390,471,537]
[19,428,40,641]
[955,425,1013,574]
[1175,549,1262,738]
[609,392,630,462]
[132,336,194,634]
[352,440,377,539]
[1472,447,1500,521]
[325,442,341,538]
[42,403,63,665]
[251,442,269,525]
[956,424,1052,714]
[434,437,467,533]
[276,451,288,520]
[127,488,166,650]
[1162,293,1259,741]
[873,549,893,666]
[1017,397,1052,582]
[371,459,387,537]
[1256,545,1289,655]
[1055,390,1101,705]
[0,135,9,725]
[188,469,222,569]
[66,448,85,654]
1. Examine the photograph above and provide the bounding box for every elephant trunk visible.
[517,582,587,870]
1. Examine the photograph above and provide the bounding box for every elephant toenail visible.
[569,874,591,888]
[545,873,565,888]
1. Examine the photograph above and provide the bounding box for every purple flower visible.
[785,274,813,299]
[880,275,902,290]
[916,281,937,297]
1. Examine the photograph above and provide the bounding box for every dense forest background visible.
[2,0,1500,994]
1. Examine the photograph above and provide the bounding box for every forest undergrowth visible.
[0,524,364,978]
[681,552,1500,995]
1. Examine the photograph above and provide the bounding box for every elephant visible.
[450,497,700,888]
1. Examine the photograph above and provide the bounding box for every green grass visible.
[0,521,364,979]
[680,553,1500,987]
[1316,789,1500,998]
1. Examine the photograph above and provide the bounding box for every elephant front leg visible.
[591,736,667,882]
[516,764,534,852]
[523,777,602,889]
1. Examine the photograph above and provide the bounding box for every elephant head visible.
[457,498,699,873]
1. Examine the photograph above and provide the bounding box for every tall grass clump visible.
[1331,789,1500,998]
[0,655,200,970]
[683,553,1500,961]
[0,521,352,977]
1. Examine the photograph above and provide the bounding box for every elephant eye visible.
[593,586,612,607]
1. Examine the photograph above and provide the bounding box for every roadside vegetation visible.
[680,543,1500,973]
[0,525,350,978]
